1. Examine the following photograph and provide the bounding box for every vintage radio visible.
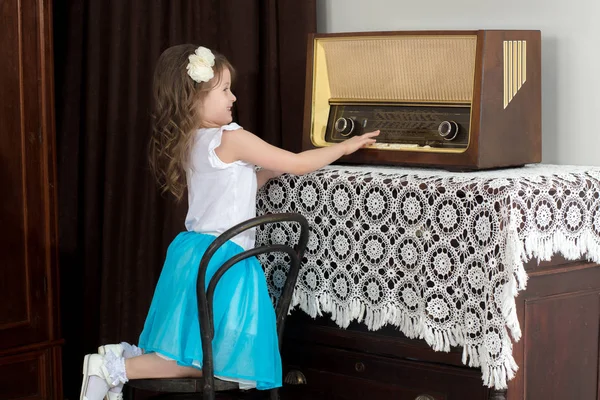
[302,30,541,170]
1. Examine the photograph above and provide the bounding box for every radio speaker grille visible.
[321,36,477,103]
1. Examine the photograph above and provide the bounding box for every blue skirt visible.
[138,231,282,389]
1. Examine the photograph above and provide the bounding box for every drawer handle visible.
[284,370,307,385]
[354,361,365,372]
[415,395,435,400]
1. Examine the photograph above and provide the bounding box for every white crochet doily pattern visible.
[255,164,600,389]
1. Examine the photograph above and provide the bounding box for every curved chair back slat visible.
[196,213,309,400]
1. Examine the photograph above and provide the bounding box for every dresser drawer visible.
[283,342,488,400]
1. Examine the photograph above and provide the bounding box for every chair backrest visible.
[196,213,309,398]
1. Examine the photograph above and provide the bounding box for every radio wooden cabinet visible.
[302,30,542,170]
[281,256,600,400]
[0,0,63,398]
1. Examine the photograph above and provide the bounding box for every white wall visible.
[317,0,600,166]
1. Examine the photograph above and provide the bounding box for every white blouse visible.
[185,123,257,250]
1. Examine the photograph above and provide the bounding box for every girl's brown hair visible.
[149,44,235,201]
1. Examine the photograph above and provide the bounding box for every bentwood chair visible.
[126,212,309,400]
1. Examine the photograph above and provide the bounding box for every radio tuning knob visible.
[335,117,355,137]
[437,121,459,141]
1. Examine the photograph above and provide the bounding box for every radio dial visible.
[437,120,459,141]
[335,117,356,137]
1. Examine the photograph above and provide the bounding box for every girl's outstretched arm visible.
[216,128,380,176]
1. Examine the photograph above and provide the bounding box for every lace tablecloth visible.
[255,164,600,389]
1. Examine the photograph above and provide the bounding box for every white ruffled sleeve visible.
[207,122,245,169]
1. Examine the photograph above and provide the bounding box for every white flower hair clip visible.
[186,46,215,83]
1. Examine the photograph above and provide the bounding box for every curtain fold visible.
[53,0,316,395]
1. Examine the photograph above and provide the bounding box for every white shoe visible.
[98,344,123,357]
[97,346,124,400]
[80,354,116,400]
[104,392,122,400]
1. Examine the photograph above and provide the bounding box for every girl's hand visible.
[341,130,380,155]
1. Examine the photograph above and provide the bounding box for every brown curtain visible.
[53,0,316,396]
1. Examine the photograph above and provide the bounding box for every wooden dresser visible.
[0,0,63,398]
[281,256,600,400]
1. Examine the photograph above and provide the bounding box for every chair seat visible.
[128,377,239,393]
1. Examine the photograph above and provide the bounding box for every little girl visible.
[80,44,379,400]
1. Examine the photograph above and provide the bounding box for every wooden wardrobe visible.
[0,0,63,398]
